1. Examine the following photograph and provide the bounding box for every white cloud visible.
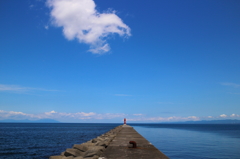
[230,114,240,117]
[45,110,57,115]
[88,44,110,54]
[9,111,27,115]
[76,112,96,116]
[220,82,240,88]
[0,110,35,119]
[230,114,236,117]
[2,110,240,122]
[187,116,199,120]
[220,114,227,118]
[47,0,131,54]
[0,110,126,121]
[128,116,200,122]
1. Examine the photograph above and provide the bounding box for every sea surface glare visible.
[0,123,240,159]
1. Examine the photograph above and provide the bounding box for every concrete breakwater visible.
[50,124,169,159]
[49,125,123,159]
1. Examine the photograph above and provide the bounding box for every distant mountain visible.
[0,119,60,123]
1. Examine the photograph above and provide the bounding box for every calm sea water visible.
[0,123,119,159]
[0,123,240,159]
[132,124,240,159]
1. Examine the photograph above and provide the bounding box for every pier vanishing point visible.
[50,119,169,159]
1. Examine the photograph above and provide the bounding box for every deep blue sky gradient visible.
[0,0,240,122]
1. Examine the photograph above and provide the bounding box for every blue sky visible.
[0,0,240,122]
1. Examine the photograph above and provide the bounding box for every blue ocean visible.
[0,123,240,159]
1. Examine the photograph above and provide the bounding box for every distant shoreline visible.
[1,119,240,124]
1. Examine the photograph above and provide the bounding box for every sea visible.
[0,123,240,159]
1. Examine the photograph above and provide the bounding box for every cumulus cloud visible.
[220,114,227,118]
[46,0,131,54]
[230,114,240,117]
[45,110,57,115]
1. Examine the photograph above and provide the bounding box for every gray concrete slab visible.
[101,125,169,159]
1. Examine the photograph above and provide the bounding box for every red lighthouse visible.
[124,118,126,125]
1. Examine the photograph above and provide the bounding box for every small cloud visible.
[88,43,110,54]
[220,82,240,88]
[220,114,227,118]
[115,94,132,97]
[187,116,199,120]
[208,116,213,118]
[46,0,131,54]
[44,25,49,30]
[230,114,236,117]
[45,110,57,115]
[76,112,96,117]
[230,114,240,117]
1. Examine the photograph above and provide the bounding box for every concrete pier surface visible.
[101,125,169,159]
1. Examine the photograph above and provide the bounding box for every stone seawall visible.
[101,125,169,159]
[49,125,123,159]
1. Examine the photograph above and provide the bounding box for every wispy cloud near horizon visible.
[0,84,58,93]
[0,110,126,121]
[220,82,240,88]
[1,110,239,122]
[127,116,200,122]
[46,0,131,54]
